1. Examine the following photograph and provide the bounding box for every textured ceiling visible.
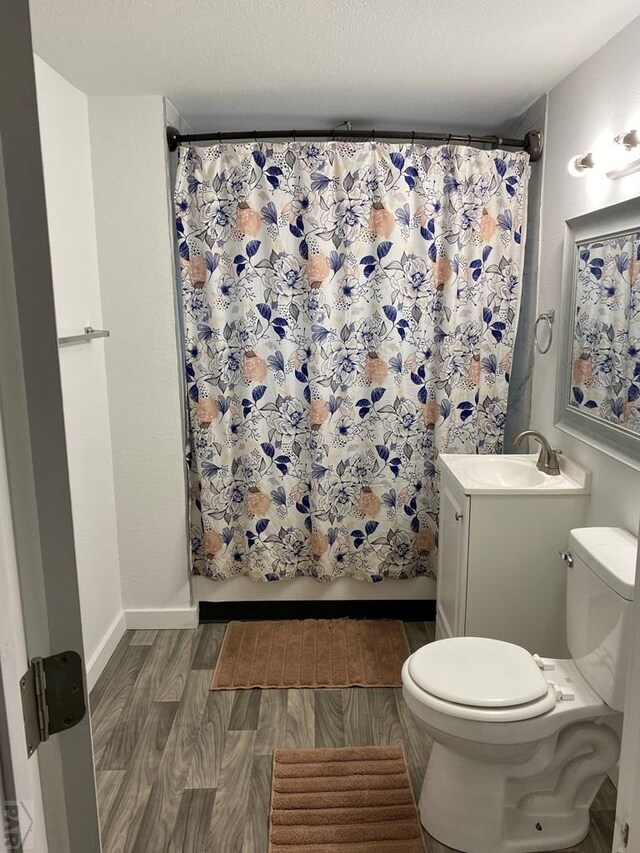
[29,0,640,133]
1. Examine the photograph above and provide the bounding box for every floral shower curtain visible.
[175,141,529,582]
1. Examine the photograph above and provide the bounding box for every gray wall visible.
[502,94,547,451]
[529,16,640,533]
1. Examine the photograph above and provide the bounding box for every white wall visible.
[33,57,125,685]
[530,15,640,535]
[528,16,640,849]
[88,95,194,627]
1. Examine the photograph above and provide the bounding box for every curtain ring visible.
[293,129,296,142]
[411,130,415,145]
[467,135,472,147]
[253,130,258,143]
[446,133,451,145]
[372,129,376,141]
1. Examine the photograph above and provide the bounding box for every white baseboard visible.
[85,607,198,690]
[85,609,126,692]
[125,607,198,630]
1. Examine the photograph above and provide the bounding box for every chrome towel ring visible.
[534,310,555,355]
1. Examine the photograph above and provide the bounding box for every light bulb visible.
[567,152,595,177]
[606,128,640,179]
[614,129,639,150]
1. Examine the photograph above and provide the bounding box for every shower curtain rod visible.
[165,125,543,162]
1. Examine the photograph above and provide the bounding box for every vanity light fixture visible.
[567,152,596,177]
[568,130,640,179]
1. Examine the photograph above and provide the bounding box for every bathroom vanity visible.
[436,453,591,657]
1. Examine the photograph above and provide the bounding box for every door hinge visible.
[20,651,86,758]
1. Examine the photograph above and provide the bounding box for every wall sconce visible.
[567,152,596,176]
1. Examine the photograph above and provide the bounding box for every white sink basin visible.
[438,453,591,495]
[463,456,547,488]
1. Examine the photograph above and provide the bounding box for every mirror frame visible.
[555,196,640,466]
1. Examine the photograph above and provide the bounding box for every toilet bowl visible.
[402,527,637,853]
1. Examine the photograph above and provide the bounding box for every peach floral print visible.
[572,355,592,384]
[309,400,330,426]
[369,204,395,238]
[307,254,330,285]
[421,400,439,426]
[479,209,497,242]
[186,255,207,287]
[432,256,451,289]
[365,354,389,382]
[204,530,223,556]
[416,530,435,555]
[243,353,267,381]
[197,397,218,427]
[310,531,328,557]
[359,488,381,516]
[467,356,481,384]
[247,489,271,515]
[236,205,261,235]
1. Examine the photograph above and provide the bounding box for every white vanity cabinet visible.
[435,454,591,657]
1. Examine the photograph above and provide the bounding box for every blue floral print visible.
[175,141,529,581]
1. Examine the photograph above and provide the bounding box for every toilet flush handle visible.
[559,550,574,568]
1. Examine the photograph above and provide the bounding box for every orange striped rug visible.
[269,745,426,852]
[210,619,410,689]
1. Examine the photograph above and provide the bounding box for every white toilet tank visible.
[567,527,637,711]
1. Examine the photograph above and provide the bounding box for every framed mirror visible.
[556,197,640,464]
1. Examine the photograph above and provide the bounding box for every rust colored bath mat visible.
[210,619,410,689]
[269,745,426,852]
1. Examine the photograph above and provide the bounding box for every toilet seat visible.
[406,637,558,722]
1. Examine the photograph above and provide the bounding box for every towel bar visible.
[58,326,110,346]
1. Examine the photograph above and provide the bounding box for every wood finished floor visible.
[91,622,616,853]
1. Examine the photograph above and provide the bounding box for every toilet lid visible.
[408,637,550,708]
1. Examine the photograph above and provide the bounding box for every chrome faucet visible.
[513,430,562,476]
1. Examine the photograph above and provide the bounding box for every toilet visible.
[402,527,637,853]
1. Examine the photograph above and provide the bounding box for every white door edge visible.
[0,414,48,853]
